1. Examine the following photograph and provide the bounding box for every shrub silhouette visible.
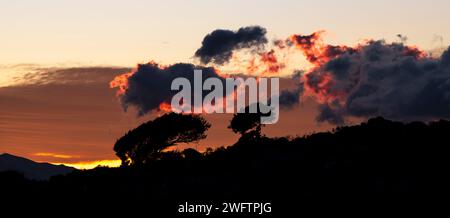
[113,113,210,166]
[228,103,270,140]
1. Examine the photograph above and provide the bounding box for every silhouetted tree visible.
[228,104,268,140]
[113,113,210,166]
[182,148,202,160]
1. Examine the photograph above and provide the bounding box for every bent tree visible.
[114,113,210,166]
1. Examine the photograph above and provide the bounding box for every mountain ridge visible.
[0,153,75,180]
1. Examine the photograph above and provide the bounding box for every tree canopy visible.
[113,113,210,166]
[228,103,270,139]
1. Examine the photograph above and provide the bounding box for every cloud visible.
[111,62,223,115]
[279,71,304,109]
[113,26,450,127]
[289,31,353,66]
[194,26,268,65]
[19,67,130,85]
[279,89,301,109]
[303,39,450,124]
[34,152,76,159]
[111,61,301,115]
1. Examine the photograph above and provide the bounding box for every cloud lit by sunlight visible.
[34,152,76,159]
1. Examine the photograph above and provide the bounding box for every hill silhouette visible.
[0,153,75,180]
[1,116,449,215]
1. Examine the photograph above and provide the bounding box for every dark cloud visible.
[441,47,450,66]
[279,89,301,109]
[117,62,303,115]
[194,26,268,65]
[279,71,304,109]
[315,102,345,124]
[118,63,223,115]
[307,40,450,124]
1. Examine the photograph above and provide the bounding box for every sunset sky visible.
[1,0,449,168]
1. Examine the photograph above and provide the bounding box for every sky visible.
[1,0,449,66]
[0,0,449,168]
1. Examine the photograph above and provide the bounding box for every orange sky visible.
[0,66,334,168]
[1,0,449,168]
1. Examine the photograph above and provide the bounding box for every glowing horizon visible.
[52,159,122,170]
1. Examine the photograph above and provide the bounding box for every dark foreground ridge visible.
[1,116,449,216]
